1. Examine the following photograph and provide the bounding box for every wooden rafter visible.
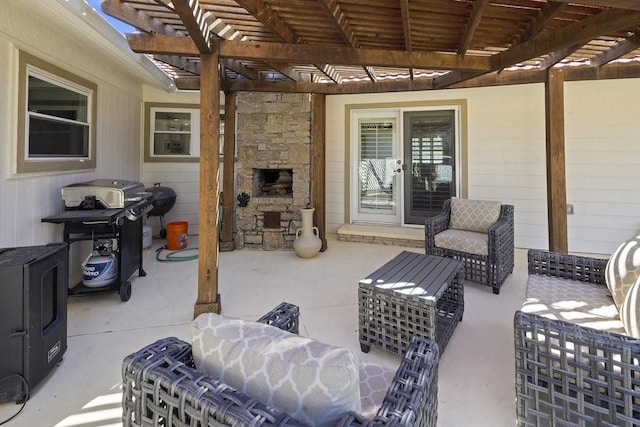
[172,0,213,53]
[458,0,490,55]
[154,54,200,74]
[222,58,261,80]
[516,3,567,45]
[316,64,342,84]
[590,32,640,66]
[234,0,302,43]
[539,43,583,70]
[399,0,412,52]
[101,0,178,34]
[265,61,302,82]
[318,0,359,47]
[126,35,492,71]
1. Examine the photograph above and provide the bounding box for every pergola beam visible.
[493,9,640,70]
[550,0,640,11]
[126,34,492,71]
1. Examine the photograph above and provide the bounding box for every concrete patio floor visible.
[0,236,527,426]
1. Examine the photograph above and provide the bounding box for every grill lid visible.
[62,179,148,209]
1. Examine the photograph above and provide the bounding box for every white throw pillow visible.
[191,313,361,426]
[449,198,502,233]
[620,276,640,338]
[605,234,640,309]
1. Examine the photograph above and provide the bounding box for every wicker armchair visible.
[122,302,440,426]
[514,250,640,426]
[425,197,514,294]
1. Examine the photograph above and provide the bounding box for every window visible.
[17,51,97,173]
[144,103,225,162]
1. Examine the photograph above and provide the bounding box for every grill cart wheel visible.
[119,281,132,302]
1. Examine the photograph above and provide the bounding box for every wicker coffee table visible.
[358,251,464,356]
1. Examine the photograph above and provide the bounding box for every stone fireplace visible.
[234,93,311,250]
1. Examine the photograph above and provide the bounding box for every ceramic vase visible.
[293,207,322,258]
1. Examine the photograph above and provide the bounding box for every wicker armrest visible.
[425,200,450,254]
[527,249,607,284]
[338,337,440,427]
[514,310,640,426]
[256,301,300,334]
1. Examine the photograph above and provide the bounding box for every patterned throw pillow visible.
[449,198,502,233]
[605,234,640,309]
[191,313,361,426]
[620,276,640,338]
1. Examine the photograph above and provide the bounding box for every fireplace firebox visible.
[253,168,293,197]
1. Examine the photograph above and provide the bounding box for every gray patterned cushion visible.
[620,276,640,338]
[358,361,394,420]
[605,234,640,309]
[191,313,361,426]
[449,198,502,233]
[522,274,624,334]
[434,228,488,256]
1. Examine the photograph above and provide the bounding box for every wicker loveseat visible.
[514,249,640,426]
[425,197,514,294]
[122,302,440,426]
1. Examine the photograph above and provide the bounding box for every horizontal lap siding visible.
[564,79,640,254]
[0,3,143,248]
[325,84,548,251]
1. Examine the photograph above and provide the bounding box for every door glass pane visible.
[404,111,455,224]
[358,118,397,215]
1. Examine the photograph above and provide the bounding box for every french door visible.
[351,113,402,224]
[403,110,456,224]
[351,108,458,226]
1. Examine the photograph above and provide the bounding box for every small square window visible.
[144,102,224,163]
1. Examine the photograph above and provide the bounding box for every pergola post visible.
[194,51,221,317]
[220,91,236,252]
[311,93,327,251]
[545,68,568,253]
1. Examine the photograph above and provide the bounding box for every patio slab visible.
[0,236,527,426]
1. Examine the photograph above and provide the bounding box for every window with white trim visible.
[17,51,97,174]
[144,102,224,162]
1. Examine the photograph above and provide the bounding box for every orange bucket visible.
[166,221,188,250]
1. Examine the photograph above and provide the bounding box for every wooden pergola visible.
[102,0,640,315]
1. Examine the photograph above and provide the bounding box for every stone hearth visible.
[234,92,311,250]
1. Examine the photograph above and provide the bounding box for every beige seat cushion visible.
[522,274,624,333]
[434,228,488,256]
[605,234,640,309]
[449,198,502,233]
[191,313,361,426]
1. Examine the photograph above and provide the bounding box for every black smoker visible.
[145,183,177,238]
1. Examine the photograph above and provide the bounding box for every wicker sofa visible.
[514,249,640,426]
[122,302,440,426]
[425,197,514,294]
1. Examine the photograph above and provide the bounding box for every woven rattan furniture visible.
[359,251,464,356]
[122,302,441,426]
[514,249,640,426]
[425,197,514,294]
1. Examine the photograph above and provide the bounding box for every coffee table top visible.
[359,251,463,299]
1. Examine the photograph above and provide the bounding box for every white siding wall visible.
[326,84,550,251]
[564,79,640,254]
[0,2,144,248]
[140,86,225,237]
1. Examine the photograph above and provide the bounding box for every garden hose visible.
[155,246,199,262]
